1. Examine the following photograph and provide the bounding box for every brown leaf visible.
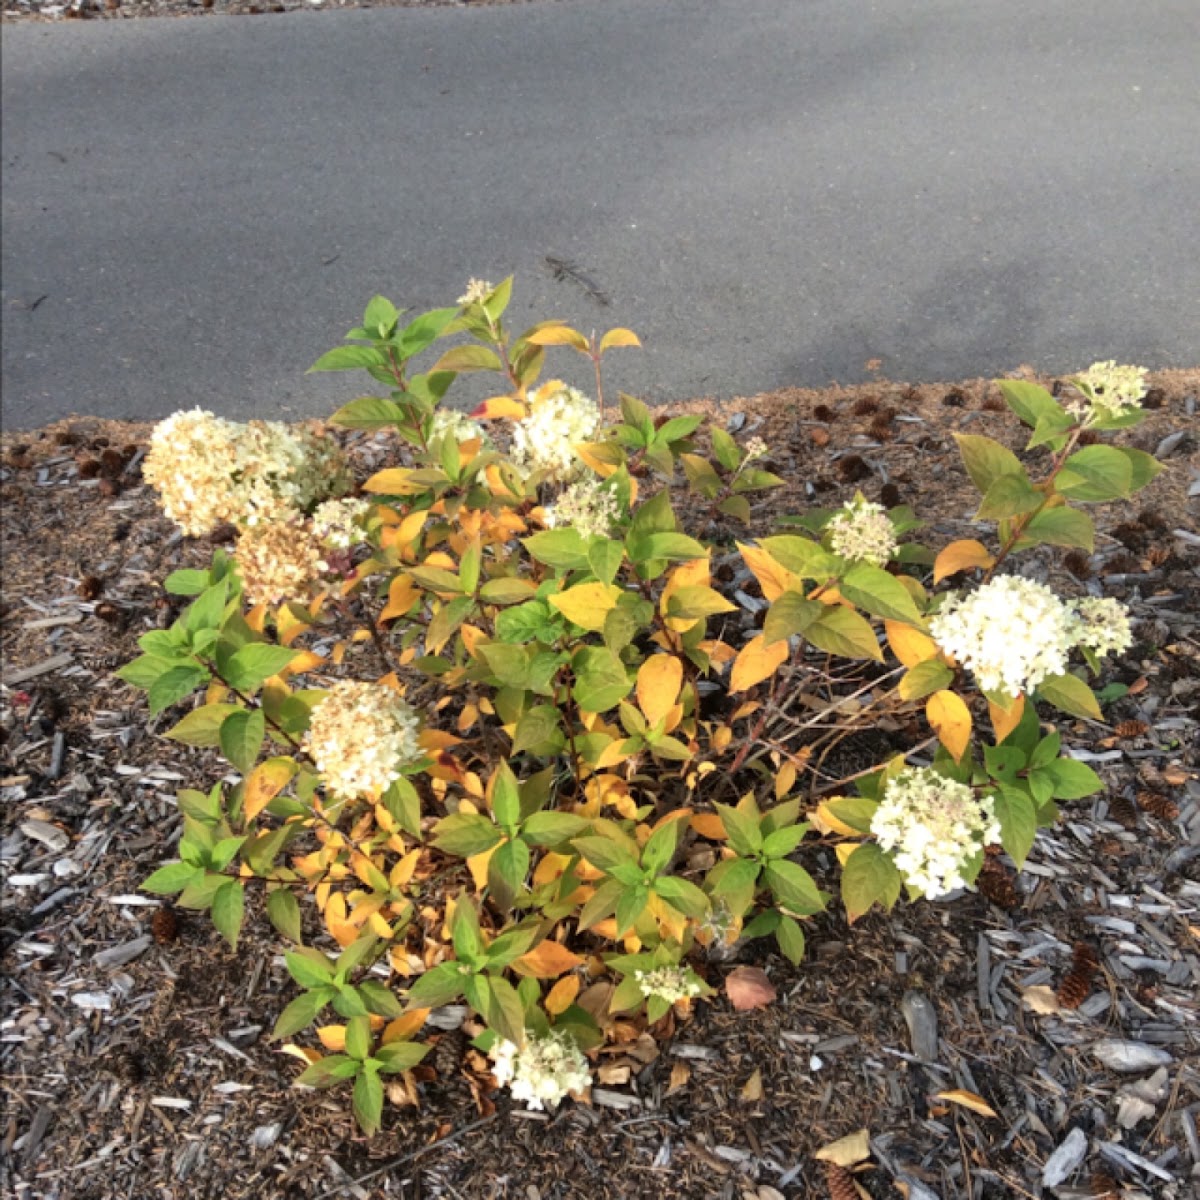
[740,1067,763,1102]
[667,1061,690,1094]
[934,1088,998,1118]
[724,966,777,1012]
[814,1128,871,1166]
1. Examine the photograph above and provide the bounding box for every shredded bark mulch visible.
[2,0,537,24]
[2,369,1198,1200]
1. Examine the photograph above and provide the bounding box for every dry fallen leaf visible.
[1021,984,1062,1015]
[740,1067,763,1102]
[935,1089,998,1118]
[667,1061,691,1094]
[814,1127,871,1166]
[724,965,777,1012]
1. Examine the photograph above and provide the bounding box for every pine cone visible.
[1136,791,1180,821]
[1113,719,1148,740]
[1089,1170,1120,1199]
[825,1162,859,1200]
[1106,796,1139,830]
[1057,942,1099,1010]
[977,857,1019,910]
[152,905,178,944]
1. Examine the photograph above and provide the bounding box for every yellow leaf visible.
[276,605,311,648]
[574,440,626,478]
[279,649,324,680]
[926,690,972,761]
[472,395,528,421]
[383,1010,430,1043]
[599,327,642,352]
[834,841,861,866]
[525,325,591,352]
[737,542,796,603]
[364,468,426,495]
[393,509,429,553]
[466,843,498,891]
[933,538,995,584]
[989,693,1025,743]
[548,581,623,631]
[545,975,581,1016]
[317,1025,347,1051]
[690,811,727,840]
[814,1128,871,1166]
[740,1068,763,1102]
[637,655,683,728]
[513,939,585,979]
[730,634,789,693]
[934,1089,999,1119]
[661,557,712,633]
[244,757,298,822]
[816,801,864,839]
[884,619,940,668]
[775,762,798,799]
[245,604,268,633]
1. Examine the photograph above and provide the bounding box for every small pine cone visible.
[942,388,966,408]
[837,454,870,482]
[1138,507,1167,530]
[852,395,879,416]
[97,477,122,498]
[78,574,105,601]
[77,457,102,479]
[868,418,894,442]
[879,482,901,508]
[977,858,1019,910]
[1057,942,1099,1010]
[98,447,126,477]
[152,905,178,944]
[1136,791,1180,821]
[1142,386,1166,410]
[1077,430,1100,447]
[1089,1171,1120,1199]
[1062,550,1093,579]
[1113,719,1149,740]
[981,394,1005,412]
[1106,796,1139,830]
[1142,545,1170,570]
[825,1162,859,1200]
[813,403,836,423]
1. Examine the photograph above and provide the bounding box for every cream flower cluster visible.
[430,408,487,447]
[1072,596,1134,657]
[144,408,350,536]
[543,477,619,540]
[311,497,371,549]
[871,767,1001,900]
[1067,361,1148,424]
[489,1032,591,1111]
[235,520,330,608]
[634,966,703,1006]
[930,576,1078,697]
[305,681,422,799]
[457,278,493,306]
[827,495,898,567]
[510,382,599,482]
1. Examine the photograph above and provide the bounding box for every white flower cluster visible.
[930,576,1133,697]
[543,477,619,540]
[1072,596,1134,657]
[1067,361,1148,424]
[510,382,599,483]
[827,495,898,567]
[634,966,703,1006]
[144,408,350,536]
[235,519,330,608]
[489,1032,591,1111]
[457,278,493,306]
[871,767,1001,900]
[742,436,768,462]
[430,407,487,447]
[305,681,421,799]
[311,497,371,549]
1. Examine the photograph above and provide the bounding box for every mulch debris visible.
[1,369,1198,1199]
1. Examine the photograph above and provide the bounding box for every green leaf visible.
[898,659,954,701]
[382,777,423,840]
[763,860,824,915]
[266,888,303,943]
[488,836,531,909]
[148,666,209,715]
[805,606,883,661]
[431,812,503,858]
[164,569,211,596]
[840,843,902,921]
[511,706,564,756]
[359,980,404,1019]
[376,1041,431,1073]
[714,802,763,856]
[641,820,682,875]
[404,962,466,1009]
[993,786,1037,867]
[775,915,806,965]
[653,876,710,918]
[522,529,591,571]
[522,811,589,846]
[1038,757,1103,799]
[710,427,741,471]
[330,396,404,430]
[976,473,1042,520]
[840,564,924,625]
[432,344,503,374]
[1057,445,1134,502]
[572,647,633,713]
[485,976,528,1047]
[286,946,336,989]
[219,708,265,775]
[760,824,808,858]
[211,881,245,952]
[954,432,1025,494]
[1036,672,1102,720]
[588,538,625,586]
[998,380,1065,430]
[224,645,298,692]
[632,531,708,563]
[353,1066,384,1136]
[1027,407,1076,449]
[491,762,522,829]
[573,835,640,877]
[117,653,183,690]
[142,861,202,895]
[762,592,822,647]
[308,345,390,373]
[1022,507,1094,551]
[272,987,334,1040]
[345,1014,372,1061]
[1119,447,1164,493]
[397,307,459,358]
[759,535,840,580]
[480,577,538,606]
[165,703,243,748]
[295,1053,360,1087]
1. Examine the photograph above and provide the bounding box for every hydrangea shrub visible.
[120,280,1165,1132]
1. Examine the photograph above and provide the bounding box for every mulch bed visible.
[2,0,536,24]
[1,369,1198,1200]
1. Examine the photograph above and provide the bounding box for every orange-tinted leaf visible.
[244,757,298,822]
[737,542,796,602]
[927,689,972,761]
[471,395,528,421]
[730,634,789,693]
[383,1009,430,1043]
[933,539,995,584]
[513,940,585,979]
[725,965,777,1011]
[690,811,727,840]
[988,693,1025,743]
[545,975,581,1016]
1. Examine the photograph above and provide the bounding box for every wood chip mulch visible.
[2,369,1199,1200]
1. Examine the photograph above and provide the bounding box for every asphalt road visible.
[3,0,1198,429]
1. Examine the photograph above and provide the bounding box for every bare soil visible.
[1,370,1198,1200]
